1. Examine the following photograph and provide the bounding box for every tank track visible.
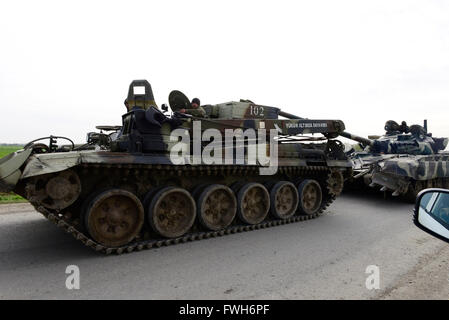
[25,164,342,255]
[33,196,335,255]
[402,178,449,202]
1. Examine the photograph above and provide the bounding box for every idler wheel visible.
[326,170,345,196]
[148,187,196,238]
[197,184,237,230]
[270,181,299,219]
[84,189,144,247]
[26,170,81,210]
[297,179,322,215]
[237,183,270,225]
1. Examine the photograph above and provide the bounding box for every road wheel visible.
[297,179,322,215]
[237,183,270,224]
[148,187,196,238]
[197,184,237,230]
[403,180,425,203]
[84,189,144,247]
[270,181,299,219]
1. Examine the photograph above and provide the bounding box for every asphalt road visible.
[0,191,448,300]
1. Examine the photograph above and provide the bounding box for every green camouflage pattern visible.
[343,120,449,200]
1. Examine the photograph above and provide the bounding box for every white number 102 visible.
[250,105,264,117]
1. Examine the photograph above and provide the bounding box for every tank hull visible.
[346,152,449,201]
[4,149,352,254]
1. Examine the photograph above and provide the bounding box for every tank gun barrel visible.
[340,131,373,147]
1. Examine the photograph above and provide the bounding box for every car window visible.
[420,192,433,210]
[430,193,449,226]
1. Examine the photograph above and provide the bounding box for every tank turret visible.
[113,85,349,155]
[342,120,447,155]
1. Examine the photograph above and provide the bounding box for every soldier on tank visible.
[180,98,206,117]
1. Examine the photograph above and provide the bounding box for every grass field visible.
[0,145,22,158]
[0,145,27,203]
[0,193,27,203]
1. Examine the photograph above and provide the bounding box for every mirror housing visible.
[414,188,449,243]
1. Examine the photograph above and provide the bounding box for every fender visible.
[21,152,82,179]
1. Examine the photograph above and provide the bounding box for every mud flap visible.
[371,172,409,195]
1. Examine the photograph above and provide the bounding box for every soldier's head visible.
[191,98,200,109]
[124,99,129,110]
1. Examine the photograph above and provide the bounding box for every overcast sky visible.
[1,0,448,145]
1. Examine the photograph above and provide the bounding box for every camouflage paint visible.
[344,120,449,198]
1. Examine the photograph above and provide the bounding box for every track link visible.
[34,196,335,255]
[26,164,344,255]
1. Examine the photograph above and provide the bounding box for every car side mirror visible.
[414,188,449,243]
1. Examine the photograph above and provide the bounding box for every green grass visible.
[0,145,22,158]
[0,193,27,204]
[0,145,26,204]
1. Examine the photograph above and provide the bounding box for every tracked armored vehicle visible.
[342,120,449,201]
[0,80,352,254]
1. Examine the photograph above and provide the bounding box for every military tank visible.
[342,120,449,201]
[0,80,352,254]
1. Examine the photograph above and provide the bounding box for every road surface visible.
[0,191,448,299]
